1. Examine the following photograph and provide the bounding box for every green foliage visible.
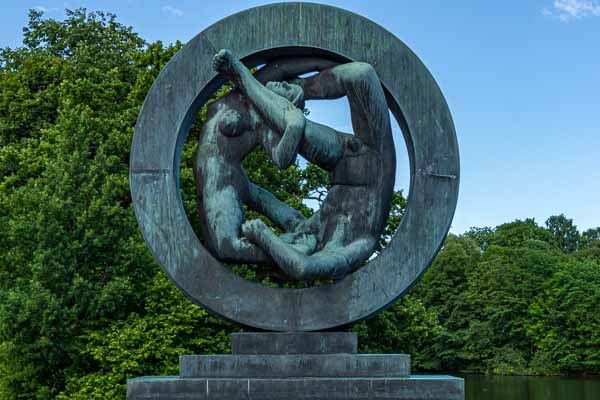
[0,9,181,399]
[527,349,560,376]
[545,214,581,253]
[488,218,553,248]
[378,190,407,250]
[411,234,480,371]
[432,221,562,375]
[354,295,442,370]
[57,272,231,399]
[582,227,600,242]
[408,218,597,376]
[413,215,600,374]
[462,240,561,366]
[487,346,528,375]
[528,258,600,374]
[580,227,600,256]
[464,226,494,251]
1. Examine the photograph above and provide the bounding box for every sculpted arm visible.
[247,181,306,233]
[213,49,305,169]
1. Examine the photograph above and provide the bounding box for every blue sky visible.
[2,1,599,234]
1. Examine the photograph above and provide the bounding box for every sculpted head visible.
[266,81,305,110]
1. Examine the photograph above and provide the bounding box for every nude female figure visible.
[193,69,308,265]
[207,49,395,281]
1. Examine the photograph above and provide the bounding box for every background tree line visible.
[1,10,599,399]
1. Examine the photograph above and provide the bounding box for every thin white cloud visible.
[33,5,59,13]
[162,5,184,17]
[543,0,600,22]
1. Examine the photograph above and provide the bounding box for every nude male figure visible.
[209,49,395,281]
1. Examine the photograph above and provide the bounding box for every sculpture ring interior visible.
[195,48,395,282]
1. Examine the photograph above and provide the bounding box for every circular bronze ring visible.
[130,3,459,331]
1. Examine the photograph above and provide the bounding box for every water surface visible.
[462,374,600,400]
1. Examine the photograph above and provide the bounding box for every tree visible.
[378,190,408,250]
[582,227,600,242]
[354,295,442,370]
[463,226,494,252]
[528,258,600,374]
[410,234,480,371]
[463,238,562,373]
[488,218,552,248]
[0,9,179,399]
[56,273,231,399]
[580,227,600,255]
[545,214,581,253]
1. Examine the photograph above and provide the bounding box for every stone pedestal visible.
[127,333,464,400]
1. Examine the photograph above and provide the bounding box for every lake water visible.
[461,374,600,400]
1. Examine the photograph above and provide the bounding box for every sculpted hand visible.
[242,219,269,243]
[288,77,306,91]
[212,49,236,78]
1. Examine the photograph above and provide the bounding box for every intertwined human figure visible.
[194,49,394,280]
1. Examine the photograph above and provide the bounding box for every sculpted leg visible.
[203,186,271,264]
[242,218,376,281]
[241,219,316,280]
[293,62,391,151]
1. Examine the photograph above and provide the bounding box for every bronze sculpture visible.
[194,49,395,280]
[128,4,463,398]
[130,1,459,332]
